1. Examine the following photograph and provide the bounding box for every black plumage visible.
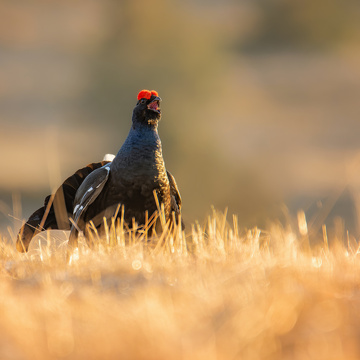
[16,161,110,252]
[16,90,183,252]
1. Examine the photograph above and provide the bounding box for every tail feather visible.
[16,206,58,252]
[16,160,111,252]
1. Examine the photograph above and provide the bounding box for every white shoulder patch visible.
[103,154,115,161]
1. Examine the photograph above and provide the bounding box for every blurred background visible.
[1,0,360,239]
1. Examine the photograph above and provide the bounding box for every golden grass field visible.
[2,209,360,360]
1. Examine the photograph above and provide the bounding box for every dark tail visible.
[16,200,58,252]
[16,160,110,252]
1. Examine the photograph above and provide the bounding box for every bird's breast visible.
[86,128,171,224]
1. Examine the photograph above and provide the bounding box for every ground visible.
[1,210,360,360]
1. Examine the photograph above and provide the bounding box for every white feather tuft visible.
[103,154,115,162]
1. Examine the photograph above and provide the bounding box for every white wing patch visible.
[71,163,111,227]
[69,163,111,248]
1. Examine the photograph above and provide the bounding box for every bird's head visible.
[132,89,162,126]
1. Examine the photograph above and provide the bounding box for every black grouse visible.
[17,89,183,252]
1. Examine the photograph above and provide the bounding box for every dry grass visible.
[2,209,360,360]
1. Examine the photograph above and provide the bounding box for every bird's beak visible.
[147,96,162,113]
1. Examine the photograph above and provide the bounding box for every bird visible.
[16,89,183,252]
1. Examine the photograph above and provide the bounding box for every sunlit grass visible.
[2,209,360,359]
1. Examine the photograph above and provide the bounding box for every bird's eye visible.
[140,99,146,104]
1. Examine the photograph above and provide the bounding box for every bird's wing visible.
[16,160,111,253]
[167,171,182,212]
[59,160,112,218]
[68,163,111,247]
[167,171,184,229]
